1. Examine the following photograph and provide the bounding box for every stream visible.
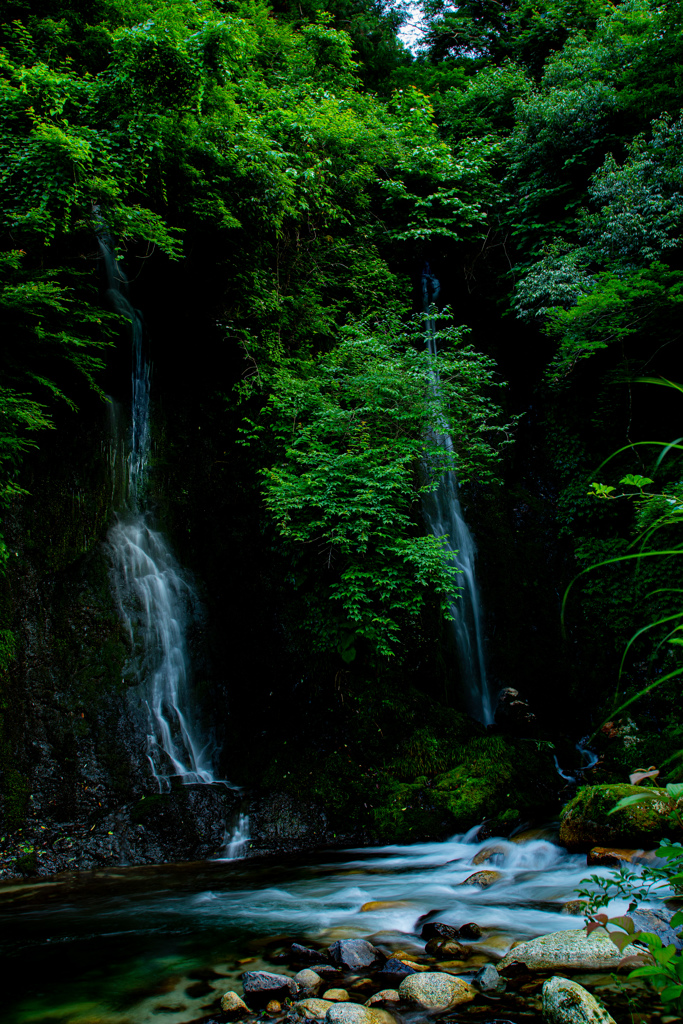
[1,829,637,1024]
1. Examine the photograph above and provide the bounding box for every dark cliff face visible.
[0,406,237,878]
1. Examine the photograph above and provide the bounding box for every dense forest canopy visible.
[1,0,683,841]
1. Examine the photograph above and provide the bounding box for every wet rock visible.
[311,966,341,980]
[221,991,250,1014]
[323,990,350,1002]
[375,957,416,985]
[360,900,409,912]
[458,922,482,940]
[365,991,400,1007]
[398,972,476,1010]
[495,688,536,730]
[587,846,653,867]
[327,939,382,971]
[474,965,505,995]
[425,938,472,958]
[472,845,506,866]
[421,921,459,941]
[242,971,298,1005]
[630,908,683,950]
[294,970,323,994]
[497,929,642,973]
[559,785,669,851]
[561,901,588,916]
[294,999,336,1019]
[325,1004,394,1024]
[292,944,330,964]
[542,976,617,1024]
[267,1001,282,1013]
[462,870,502,888]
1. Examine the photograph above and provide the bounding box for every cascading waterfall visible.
[421,265,494,725]
[100,238,219,791]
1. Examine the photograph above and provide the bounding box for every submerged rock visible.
[462,870,502,888]
[497,929,642,973]
[360,900,409,912]
[398,972,476,1010]
[472,844,507,866]
[542,976,616,1024]
[328,940,382,971]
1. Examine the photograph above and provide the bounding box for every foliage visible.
[241,311,512,659]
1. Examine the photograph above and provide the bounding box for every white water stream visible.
[100,239,221,792]
[421,266,493,724]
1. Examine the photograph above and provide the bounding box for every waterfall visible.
[421,265,494,725]
[100,238,219,791]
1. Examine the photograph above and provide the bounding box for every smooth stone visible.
[462,870,502,888]
[221,991,250,1014]
[360,900,409,912]
[497,929,642,973]
[472,845,506,866]
[586,846,651,867]
[242,971,298,1003]
[295,999,336,1019]
[474,964,505,994]
[327,939,382,970]
[425,938,472,959]
[325,1004,394,1024]
[398,972,476,1010]
[458,922,482,939]
[266,1001,281,1012]
[323,989,350,1002]
[294,970,323,993]
[542,976,617,1024]
[420,921,459,941]
[365,990,400,1006]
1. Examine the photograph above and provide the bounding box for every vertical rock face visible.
[0,414,234,877]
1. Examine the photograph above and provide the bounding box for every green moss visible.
[2,768,30,828]
[560,783,675,849]
[131,792,183,823]
[0,629,15,672]
[13,847,36,875]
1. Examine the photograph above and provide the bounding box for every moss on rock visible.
[559,784,675,851]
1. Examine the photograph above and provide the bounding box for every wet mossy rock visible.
[559,784,673,851]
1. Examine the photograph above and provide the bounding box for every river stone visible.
[496,929,642,974]
[221,991,250,1014]
[458,922,482,939]
[327,939,382,970]
[542,976,617,1024]
[474,964,505,994]
[462,870,502,888]
[293,944,330,964]
[375,957,416,984]
[325,1003,394,1024]
[472,844,506,866]
[242,971,298,1004]
[365,990,400,1006]
[630,908,683,950]
[294,970,323,993]
[294,999,336,1019]
[398,972,476,1010]
[425,938,472,959]
[323,989,350,1002]
[311,966,339,979]
[360,900,410,912]
[421,921,459,940]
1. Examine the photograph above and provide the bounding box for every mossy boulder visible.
[559,784,674,851]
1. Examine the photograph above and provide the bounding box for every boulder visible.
[496,929,642,974]
[325,1004,395,1024]
[327,939,382,971]
[398,972,476,1010]
[462,870,502,888]
[474,964,505,995]
[420,921,459,941]
[630,908,683,950]
[294,970,323,994]
[242,971,298,1006]
[365,991,400,1007]
[559,785,669,851]
[542,976,617,1024]
[294,999,336,1019]
[221,991,250,1014]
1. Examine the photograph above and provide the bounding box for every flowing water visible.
[1,830,646,1024]
[421,266,493,724]
[100,239,221,792]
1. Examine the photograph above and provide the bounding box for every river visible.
[1,829,634,1024]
